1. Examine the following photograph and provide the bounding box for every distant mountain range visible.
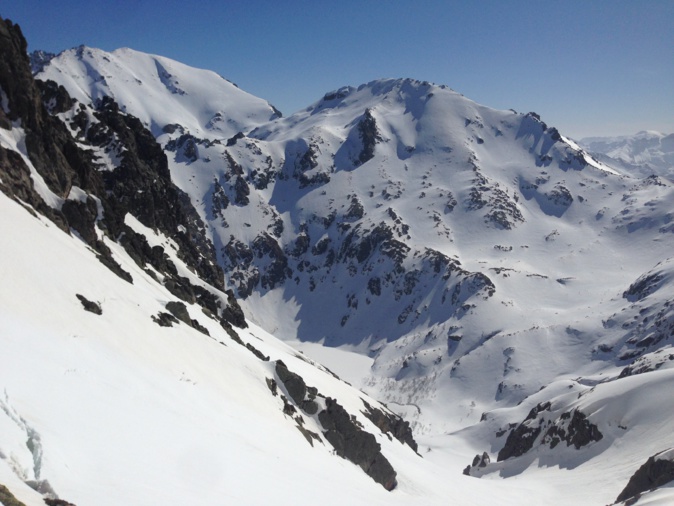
[1,14,673,505]
[579,130,674,181]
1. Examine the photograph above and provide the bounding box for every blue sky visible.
[4,0,673,138]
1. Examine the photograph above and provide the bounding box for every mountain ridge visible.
[1,26,673,504]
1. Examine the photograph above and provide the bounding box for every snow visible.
[37,46,279,139]
[0,190,561,505]
[8,47,673,504]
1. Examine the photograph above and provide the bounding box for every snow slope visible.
[0,193,427,505]
[38,46,280,139]
[23,43,674,504]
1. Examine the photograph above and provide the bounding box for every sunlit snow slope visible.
[17,34,674,506]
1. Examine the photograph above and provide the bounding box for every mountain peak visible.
[36,45,281,138]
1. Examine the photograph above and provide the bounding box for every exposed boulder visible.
[361,400,418,452]
[275,360,318,414]
[76,294,102,315]
[319,397,398,490]
[165,301,209,336]
[464,452,491,475]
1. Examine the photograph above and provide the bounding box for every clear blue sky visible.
[3,0,673,138]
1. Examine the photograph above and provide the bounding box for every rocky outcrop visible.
[616,449,674,504]
[497,403,602,462]
[165,301,209,335]
[361,400,418,452]
[0,17,249,331]
[275,360,318,415]
[497,402,550,461]
[0,484,27,506]
[319,398,398,490]
[76,294,102,315]
[463,452,491,476]
[357,109,382,165]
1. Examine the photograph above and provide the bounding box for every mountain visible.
[1,13,674,504]
[37,45,281,139]
[579,131,674,181]
[0,17,431,506]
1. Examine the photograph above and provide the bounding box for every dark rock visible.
[499,404,602,462]
[616,451,674,503]
[210,179,229,217]
[281,395,296,416]
[301,400,319,415]
[226,131,245,146]
[164,300,207,335]
[252,233,290,290]
[0,484,27,506]
[275,360,307,406]
[76,294,102,315]
[221,289,247,329]
[266,377,278,396]
[345,197,364,221]
[161,123,183,134]
[61,196,99,245]
[624,271,665,302]
[96,246,133,283]
[497,402,551,461]
[152,312,179,327]
[361,400,418,452]
[44,498,77,506]
[357,109,382,165]
[165,301,191,325]
[319,397,397,490]
[245,342,269,361]
[289,233,310,258]
[164,277,196,304]
[367,277,381,296]
[546,409,603,450]
[36,79,73,114]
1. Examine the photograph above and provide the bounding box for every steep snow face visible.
[0,192,437,506]
[37,46,280,138]
[579,131,674,181]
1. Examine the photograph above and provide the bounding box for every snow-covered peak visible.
[36,45,281,138]
[579,130,674,180]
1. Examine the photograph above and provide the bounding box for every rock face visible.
[76,294,102,315]
[361,400,418,452]
[319,398,398,491]
[0,484,27,506]
[275,360,318,414]
[616,450,674,503]
[497,403,603,462]
[0,15,244,331]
